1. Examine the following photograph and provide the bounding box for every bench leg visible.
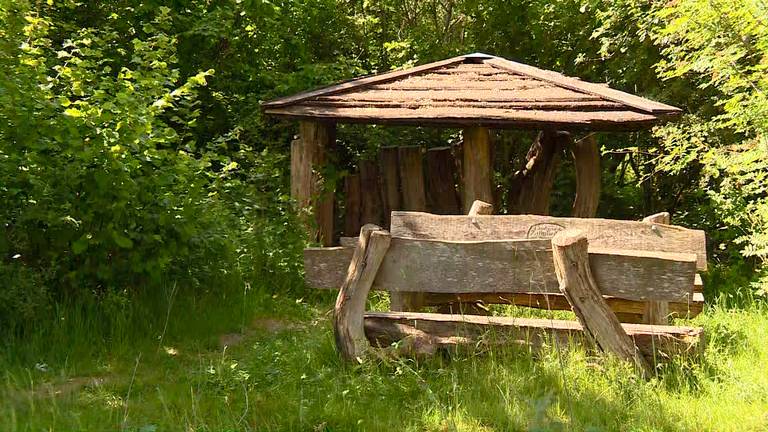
[334,224,391,362]
[552,229,651,376]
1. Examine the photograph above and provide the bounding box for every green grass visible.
[1,285,767,431]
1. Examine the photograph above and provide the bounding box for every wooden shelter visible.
[262,52,681,249]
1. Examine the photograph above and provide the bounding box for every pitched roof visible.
[262,53,681,130]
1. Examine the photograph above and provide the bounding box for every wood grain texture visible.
[334,226,391,361]
[372,237,695,301]
[462,127,494,213]
[294,121,335,246]
[425,147,460,214]
[390,212,707,270]
[303,246,355,289]
[364,312,703,364]
[509,131,566,215]
[571,134,601,217]
[344,174,361,237]
[379,146,401,228]
[641,211,673,324]
[359,160,383,226]
[551,230,651,375]
[468,200,493,215]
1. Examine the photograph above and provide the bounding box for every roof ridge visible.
[483,57,680,114]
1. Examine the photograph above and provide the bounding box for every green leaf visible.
[72,235,90,254]
[112,231,134,249]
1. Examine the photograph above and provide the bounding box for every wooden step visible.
[364,311,704,364]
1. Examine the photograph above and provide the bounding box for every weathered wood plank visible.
[364,312,703,364]
[390,212,707,270]
[552,229,651,375]
[425,147,460,214]
[359,160,383,226]
[303,246,355,289]
[462,127,494,213]
[334,226,391,361]
[641,211,673,324]
[344,174,361,237]
[372,237,696,301]
[379,146,401,228]
[571,134,601,217]
[468,200,494,215]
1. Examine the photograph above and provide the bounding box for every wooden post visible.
[392,146,426,312]
[359,159,383,226]
[551,229,651,376]
[425,147,460,214]
[344,174,361,236]
[380,146,401,228]
[572,134,601,218]
[437,199,494,315]
[293,121,336,246]
[642,212,672,325]
[334,225,391,362]
[462,127,493,213]
[509,131,566,215]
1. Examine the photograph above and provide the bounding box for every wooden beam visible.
[303,246,354,290]
[293,121,336,246]
[364,312,703,365]
[509,131,566,215]
[551,229,651,375]
[425,147,460,214]
[334,225,391,362]
[468,200,494,215]
[359,160,383,226]
[462,127,493,213]
[571,134,601,217]
[373,237,696,301]
[393,146,427,312]
[379,146,401,228]
[389,212,707,271]
[642,211,673,324]
[344,174,361,237]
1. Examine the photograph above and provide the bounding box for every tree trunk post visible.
[462,127,493,213]
[642,212,672,325]
[293,120,336,246]
[572,134,601,218]
[551,229,652,376]
[508,131,566,215]
[334,224,391,362]
[391,145,427,312]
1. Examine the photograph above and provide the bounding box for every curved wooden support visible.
[641,211,672,324]
[571,134,601,218]
[551,229,651,376]
[509,131,567,215]
[334,225,392,362]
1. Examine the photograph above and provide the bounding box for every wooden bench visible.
[307,202,706,372]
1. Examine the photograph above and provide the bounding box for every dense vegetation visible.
[1,0,767,430]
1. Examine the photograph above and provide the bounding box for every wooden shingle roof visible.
[262,53,681,130]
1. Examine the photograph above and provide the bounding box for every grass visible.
[1,282,768,431]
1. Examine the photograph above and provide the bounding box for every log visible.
[390,212,707,270]
[509,131,567,215]
[334,225,391,361]
[393,146,427,311]
[344,174,362,236]
[551,229,651,375]
[373,237,696,301]
[462,127,493,213]
[468,200,493,215]
[425,147,460,214]
[364,312,703,365]
[359,160,384,226]
[571,134,601,217]
[642,211,673,324]
[380,146,401,228]
[293,121,336,246]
